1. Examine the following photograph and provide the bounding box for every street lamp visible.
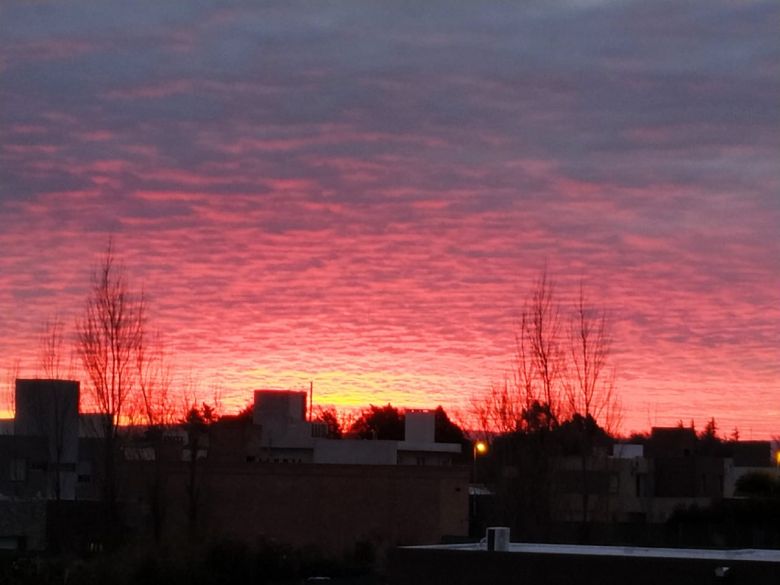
[471,440,490,535]
[473,440,488,482]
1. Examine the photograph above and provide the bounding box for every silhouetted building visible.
[0,380,81,501]
[500,428,775,531]
[223,389,462,465]
[0,380,109,551]
[120,389,469,553]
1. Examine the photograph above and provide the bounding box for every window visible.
[635,474,646,497]
[77,461,92,483]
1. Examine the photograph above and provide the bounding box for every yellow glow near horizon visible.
[236,366,466,411]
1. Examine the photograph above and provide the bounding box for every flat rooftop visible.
[406,542,780,564]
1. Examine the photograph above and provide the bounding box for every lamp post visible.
[471,440,489,537]
[473,440,488,483]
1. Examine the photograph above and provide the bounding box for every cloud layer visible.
[1,0,778,435]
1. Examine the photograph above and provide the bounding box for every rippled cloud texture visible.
[1,0,778,435]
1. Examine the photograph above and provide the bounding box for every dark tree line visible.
[346,403,470,457]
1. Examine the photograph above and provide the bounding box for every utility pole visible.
[309,381,313,422]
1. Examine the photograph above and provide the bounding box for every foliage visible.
[522,400,559,434]
[625,431,649,444]
[434,405,468,443]
[348,404,405,440]
[347,403,467,446]
[235,402,254,422]
[555,413,612,456]
[692,417,730,456]
[183,402,217,434]
[699,417,718,441]
[735,472,780,498]
[314,405,343,439]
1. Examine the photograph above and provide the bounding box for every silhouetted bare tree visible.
[40,317,66,379]
[566,284,618,431]
[526,270,565,427]
[472,270,568,435]
[2,359,20,415]
[470,379,521,436]
[473,270,621,541]
[77,243,144,514]
[135,331,174,427]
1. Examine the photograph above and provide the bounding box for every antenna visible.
[309,381,313,422]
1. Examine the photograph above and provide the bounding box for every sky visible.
[1,0,778,437]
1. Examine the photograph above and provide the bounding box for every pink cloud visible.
[1,0,777,438]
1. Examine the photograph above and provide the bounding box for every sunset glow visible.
[1,1,778,436]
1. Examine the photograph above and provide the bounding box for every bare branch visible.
[525,269,565,428]
[135,330,175,427]
[3,360,20,415]
[566,282,619,431]
[76,242,146,511]
[40,316,69,380]
[77,244,144,436]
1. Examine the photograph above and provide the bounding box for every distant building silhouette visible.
[13,379,79,500]
[0,380,109,551]
[515,426,774,528]
[209,389,462,466]
[3,383,777,556]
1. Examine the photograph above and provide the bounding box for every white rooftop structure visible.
[407,541,780,564]
[251,389,461,465]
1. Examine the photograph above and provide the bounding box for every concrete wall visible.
[253,390,314,451]
[313,439,398,465]
[397,444,460,466]
[124,461,469,554]
[253,390,307,427]
[405,411,435,443]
